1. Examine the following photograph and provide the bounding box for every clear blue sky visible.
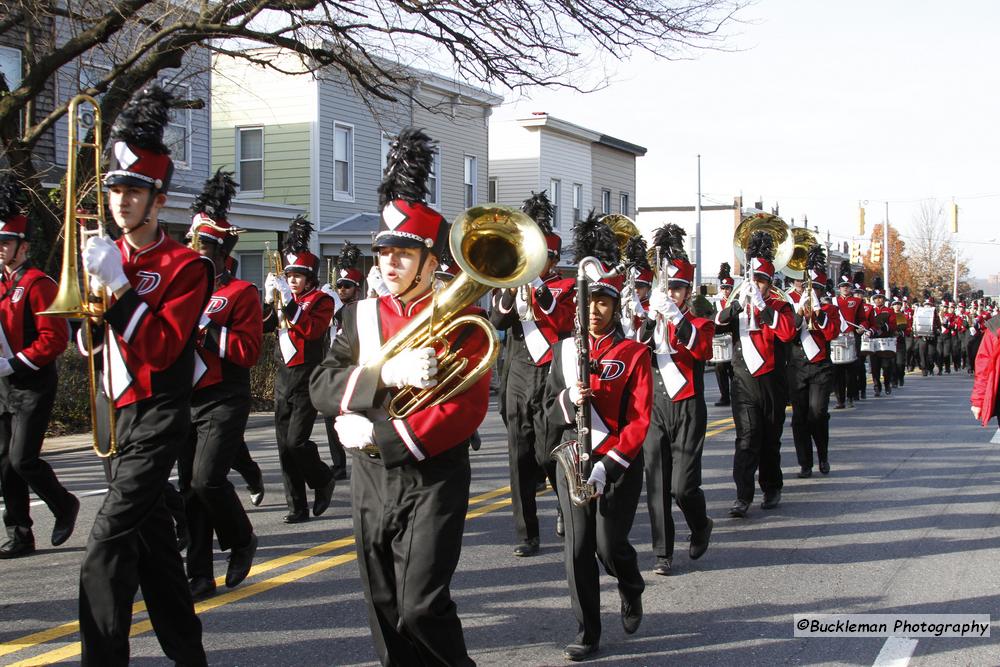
[492,0,999,278]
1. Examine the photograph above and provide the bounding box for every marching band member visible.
[952,302,967,371]
[786,247,840,477]
[263,216,336,524]
[714,263,735,407]
[78,86,208,665]
[321,241,362,481]
[620,235,651,341]
[0,174,75,559]
[180,170,262,601]
[891,293,909,387]
[491,191,573,556]
[853,276,870,400]
[543,213,652,661]
[715,227,796,517]
[868,281,897,397]
[310,128,488,666]
[917,292,941,377]
[833,262,864,409]
[936,300,953,375]
[640,224,714,577]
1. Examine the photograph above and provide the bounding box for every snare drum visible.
[871,337,897,358]
[913,306,935,336]
[859,335,873,356]
[830,334,857,365]
[712,334,733,363]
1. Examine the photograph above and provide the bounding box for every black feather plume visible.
[923,289,931,300]
[338,241,361,270]
[806,244,826,272]
[0,173,24,222]
[652,224,688,262]
[192,169,238,221]
[853,271,865,287]
[110,85,174,153]
[825,279,835,294]
[521,191,554,234]
[745,230,774,263]
[839,260,851,279]
[624,235,650,270]
[0,71,8,94]
[873,275,884,291]
[718,262,731,282]
[378,128,435,209]
[283,216,313,254]
[573,210,619,265]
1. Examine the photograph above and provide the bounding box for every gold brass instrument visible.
[730,213,794,330]
[40,94,118,458]
[517,282,538,322]
[326,257,334,286]
[782,227,818,280]
[264,241,288,329]
[600,214,640,259]
[369,205,547,420]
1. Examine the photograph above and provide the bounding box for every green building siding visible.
[211,122,312,213]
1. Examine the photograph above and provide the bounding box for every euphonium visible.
[40,94,118,458]
[368,205,547,420]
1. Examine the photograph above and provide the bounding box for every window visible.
[620,192,630,216]
[572,184,582,222]
[238,252,264,296]
[334,123,354,199]
[237,127,264,193]
[79,62,110,99]
[464,156,477,207]
[488,177,498,203]
[427,151,440,207]
[549,179,561,229]
[1,47,22,130]
[601,189,611,215]
[160,80,191,166]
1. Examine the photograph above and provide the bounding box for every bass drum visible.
[830,334,857,365]
[712,334,733,363]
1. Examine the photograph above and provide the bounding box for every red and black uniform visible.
[264,285,335,516]
[310,290,491,666]
[490,271,574,546]
[915,303,941,375]
[835,294,865,405]
[543,330,652,648]
[893,308,910,384]
[868,304,897,394]
[79,231,212,665]
[937,309,955,373]
[178,272,262,583]
[786,290,840,473]
[323,293,354,478]
[0,262,74,548]
[715,291,797,507]
[713,292,735,405]
[640,306,714,564]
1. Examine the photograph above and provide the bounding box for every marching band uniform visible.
[310,128,486,666]
[892,298,909,387]
[936,302,953,374]
[917,296,941,376]
[491,191,574,555]
[0,176,75,559]
[833,264,863,408]
[951,305,966,371]
[714,264,735,407]
[543,215,651,660]
[178,171,262,600]
[77,86,208,666]
[639,226,714,577]
[715,226,796,517]
[263,223,336,524]
[854,281,871,400]
[787,256,840,477]
[868,288,897,397]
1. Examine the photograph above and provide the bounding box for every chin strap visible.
[396,248,430,300]
[123,188,160,236]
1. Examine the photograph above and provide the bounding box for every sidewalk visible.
[43,412,278,455]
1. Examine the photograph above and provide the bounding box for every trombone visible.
[264,241,288,329]
[40,95,118,458]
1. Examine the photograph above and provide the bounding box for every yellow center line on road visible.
[1,485,514,664]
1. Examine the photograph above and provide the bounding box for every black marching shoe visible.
[885,385,891,395]
[689,517,713,560]
[797,467,812,479]
[226,533,258,588]
[653,556,672,576]
[760,490,782,510]
[714,398,731,407]
[922,370,928,377]
[513,537,540,557]
[189,576,217,602]
[0,536,35,559]
[729,499,750,518]
[313,476,336,517]
[620,592,643,634]
[247,469,266,506]
[52,495,80,547]
[283,509,309,524]
[331,467,349,481]
[873,388,881,397]
[847,398,854,408]
[819,460,830,475]
[555,509,565,538]
[563,642,599,662]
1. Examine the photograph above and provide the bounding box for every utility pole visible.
[883,202,890,288]
[695,154,702,288]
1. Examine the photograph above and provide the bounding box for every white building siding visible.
[591,144,636,217]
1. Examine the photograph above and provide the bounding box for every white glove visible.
[663,298,684,325]
[263,273,276,304]
[320,285,343,312]
[586,460,607,497]
[648,289,671,315]
[82,237,129,293]
[367,265,390,297]
[272,275,293,305]
[320,282,336,297]
[0,358,12,378]
[568,382,583,405]
[631,291,646,318]
[334,413,375,450]
[749,282,767,312]
[380,347,438,389]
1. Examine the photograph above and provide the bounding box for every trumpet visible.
[264,241,288,329]
[40,95,118,458]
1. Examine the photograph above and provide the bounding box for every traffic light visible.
[859,206,866,235]
[951,202,958,233]
[871,240,882,264]
[850,241,861,264]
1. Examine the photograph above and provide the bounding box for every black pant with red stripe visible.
[79,395,206,666]
[274,364,333,514]
[787,347,832,471]
[642,383,708,561]
[731,369,786,503]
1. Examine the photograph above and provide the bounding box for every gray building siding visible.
[591,144,636,217]
[1,21,59,170]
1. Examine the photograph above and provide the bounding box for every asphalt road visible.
[1,367,998,666]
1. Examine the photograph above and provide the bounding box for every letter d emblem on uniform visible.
[599,360,626,381]
[135,271,161,295]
